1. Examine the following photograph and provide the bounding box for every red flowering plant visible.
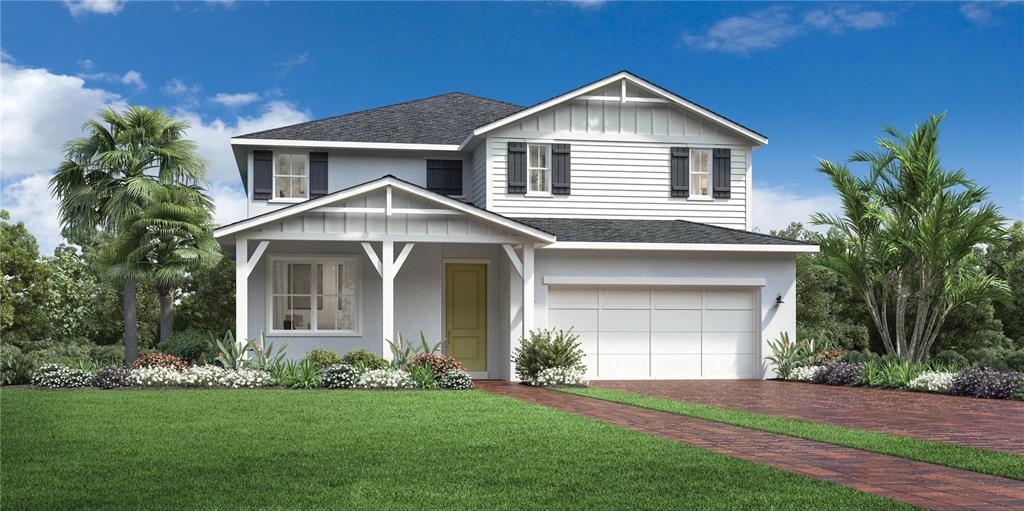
[132,352,189,371]
[409,353,465,379]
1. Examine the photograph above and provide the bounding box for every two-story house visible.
[214,71,817,380]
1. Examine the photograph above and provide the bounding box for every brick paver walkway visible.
[591,380,1024,455]
[477,381,1024,511]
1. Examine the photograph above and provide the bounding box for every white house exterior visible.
[215,71,817,380]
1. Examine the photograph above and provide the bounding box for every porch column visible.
[381,239,394,360]
[522,243,535,336]
[234,236,248,347]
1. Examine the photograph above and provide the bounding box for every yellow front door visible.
[445,263,487,372]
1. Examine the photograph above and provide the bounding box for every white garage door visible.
[548,286,759,379]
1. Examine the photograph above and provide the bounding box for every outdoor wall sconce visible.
[775,294,784,305]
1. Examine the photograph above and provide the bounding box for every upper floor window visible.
[274,153,309,199]
[690,148,711,198]
[426,159,463,196]
[527,144,550,194]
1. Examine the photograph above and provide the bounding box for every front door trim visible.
[441,258,490,378]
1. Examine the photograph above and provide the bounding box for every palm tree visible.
[51,106,206,364]
[812,113,1007,361]
[106,183,221,343]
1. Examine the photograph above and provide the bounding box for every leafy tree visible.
[985,221,1024,346]
[813,114,1007,361]
[0,211,51,346]
[51,106,206,364]
[176,256,235,337]
[770,223,870,350]
[40,245,101,342]
[105,183,221,342]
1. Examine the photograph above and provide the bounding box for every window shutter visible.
[552,144,571,195]
[426,159,463,196]
[507,142,527,194]
[253,150,273,200]
[310,152,329,198]
[712,148,731,199]
[670,147,689,198]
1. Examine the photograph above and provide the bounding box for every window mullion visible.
[310,263,318,332]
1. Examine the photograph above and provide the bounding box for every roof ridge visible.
[236,91,522,139]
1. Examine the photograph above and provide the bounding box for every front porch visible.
[217,177,554,379]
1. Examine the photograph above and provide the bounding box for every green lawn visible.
[0,389,911,511]
[560,387,1024,481]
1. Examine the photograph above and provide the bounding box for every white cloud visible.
[163,78,200,96]
[65,0,123,16]
[120,70,146,91]
[275,53,311,75]
[683,5,892,55]
[77,68,146,91]
[752,186,841,234]
[211,92,260,107]
[1,175,65,255]
[960,2,1014,25]
[1,61,126,178]
[206,180,248,227]
[568,0,606,8]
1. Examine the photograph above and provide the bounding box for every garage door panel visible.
[651,310,700,332]
[703,354,756,379]
[599,331,649,354]
[703,332,755,354]
[549,288,598,309]
[549,309,598,331]
[702,310,754,332]
[651,332,701,354]
[652,355,701,379]
[652,289,701,310]
[599,309,650,331]
[600,288,651,309]
[598,354,649,378]
[575,330,598,355]
[703,290,754,310]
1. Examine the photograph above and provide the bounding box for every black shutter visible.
[253,150,273,200]
[712,148,731,199]
[426,159,463,196]
[670,147,689,198]
[552,144,571,195]
[309,152,329,198]
[507,142,527,194]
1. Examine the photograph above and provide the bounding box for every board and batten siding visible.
[483,97,755,230]
[470,142,487,209]
[254,188,510,239]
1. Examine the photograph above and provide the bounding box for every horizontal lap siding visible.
[488,137,750,228]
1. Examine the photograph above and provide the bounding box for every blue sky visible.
[1,1,1022,253]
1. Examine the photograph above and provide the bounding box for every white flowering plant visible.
[320,364,360,389]
[437,369,474,390]
[129,366,185,386]
[907,371,955,393]
[789,365,824,382]
[127,365,270,388]
[356,368,415,389]
[31,364,94,388]
[526,366,587,387]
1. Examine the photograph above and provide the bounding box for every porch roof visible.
[213,175,557,244]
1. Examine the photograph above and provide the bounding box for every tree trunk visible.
[158,287,174,344]
[123,279,139,367]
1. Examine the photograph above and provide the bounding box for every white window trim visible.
[272,152,310,201]
[689,148,712,200]
[526,144,552,196]
[266,254,362,337]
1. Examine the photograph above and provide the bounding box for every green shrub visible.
[438,369,474,390]
[341,349,387,371]
[159,329,215,363]
[1,344,35,385]
[513,329,585,382]
[965,347,1024,371]
[1006,350,1024,372]
[271,360,320,389]
[841,349,882,364]
[932,350,968,369]
[407,363,438,389]
[320,364,359,389]
[303,348,344,372]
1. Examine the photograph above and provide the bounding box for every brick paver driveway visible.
[590,380,1024,455]
[478,381,1024,511]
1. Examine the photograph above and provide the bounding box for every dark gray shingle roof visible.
[515,217,810,245]
[235,92,524,145]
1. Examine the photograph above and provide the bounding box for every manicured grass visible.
[559,387,1024,481]
[0,389,910,511]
